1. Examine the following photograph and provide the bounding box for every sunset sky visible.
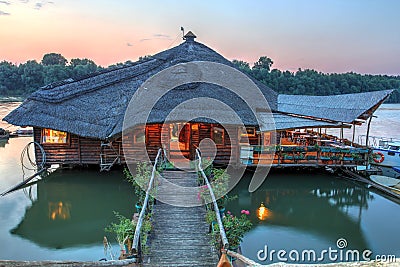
[1,0,400,75]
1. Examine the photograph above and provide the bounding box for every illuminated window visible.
[42,129,68,144]
[212,126,225,145]
[240,127,256,137]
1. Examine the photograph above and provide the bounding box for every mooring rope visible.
[20,142,46,200]
[20,141,46,174]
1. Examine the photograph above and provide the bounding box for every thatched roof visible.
[4,38,278,140]
[3,34,394,140]
[258,112,343,132]
[278,90,393,123]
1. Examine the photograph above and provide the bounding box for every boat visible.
[0,128,9,140]
[369,137,400,177]
[370,175,400,194]
[393,166,400,174]
[10,127,33,137]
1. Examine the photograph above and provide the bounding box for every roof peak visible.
[184,31,196,42]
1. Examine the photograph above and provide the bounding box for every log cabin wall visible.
[124,123,240,165]
[34,123,246,167]
[111,124,162,164]
[34,127,102,165]
[196,123,238,165]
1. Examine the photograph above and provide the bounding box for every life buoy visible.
[373,152,385,163]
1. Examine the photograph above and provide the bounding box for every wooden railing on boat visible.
[240,145,370,167]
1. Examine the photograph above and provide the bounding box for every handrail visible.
[132,148,162,258]
[195,149,229,249]
[225,250,263,266]
[358,135,399,147]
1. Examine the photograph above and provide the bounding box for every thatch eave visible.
[277,89,394,124]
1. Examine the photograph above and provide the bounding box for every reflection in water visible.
[49,202,71,221]
[0,139,8,148]
[226,171,400,263]
[11,170,136,249]
[257,202,272,221]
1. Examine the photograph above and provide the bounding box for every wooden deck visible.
[143,170,218,267]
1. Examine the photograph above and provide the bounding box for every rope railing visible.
[195,149,229,250]
[132,148,162,260]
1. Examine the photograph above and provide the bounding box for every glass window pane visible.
[213,126,224,145]
[42,129,68,144]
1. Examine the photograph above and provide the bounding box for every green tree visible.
[41,53,67,66]
[19,60,44,93]
[138,55,152,62]
[0,61,21,94]
[69,58,98,79]
[253,56,274,71]
[43,65,69,84]
[232,59,251,73]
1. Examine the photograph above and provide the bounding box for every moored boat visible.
[9,127,33,137]
[0,128,9,140]
[370,175,400,194]
[369,137,400,176]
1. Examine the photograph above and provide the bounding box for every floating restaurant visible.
[3,32,393,170]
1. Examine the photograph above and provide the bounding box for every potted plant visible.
[124,163,156,213]
[205,209,217,233]
[105,212,135,254]
[205,209,217,225]
[139,215,153,253]
[211,210,252,253]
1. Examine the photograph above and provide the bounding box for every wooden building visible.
[3,32,393,170]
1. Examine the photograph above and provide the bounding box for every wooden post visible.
[352,122,356,146]
[77,135,82,164]
[365,116,373,147]
[340,124,344,141]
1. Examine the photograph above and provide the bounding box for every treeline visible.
[0,53,399,102]
[233,56,400,103]
[0,53,115,96]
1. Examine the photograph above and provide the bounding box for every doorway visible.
[168,123,191,160]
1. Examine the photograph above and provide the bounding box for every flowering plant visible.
[211,210,252,249]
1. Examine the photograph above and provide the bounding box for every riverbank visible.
[0,96,25,103]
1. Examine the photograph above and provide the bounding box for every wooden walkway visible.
[143,170,218,267]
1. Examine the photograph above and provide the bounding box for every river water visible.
[0,102,136,261]
[0,102,399,263]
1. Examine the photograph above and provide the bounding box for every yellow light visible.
[257,202,270,221]
[49,201,71,220]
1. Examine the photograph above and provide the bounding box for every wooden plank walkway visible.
[143,170,218,267]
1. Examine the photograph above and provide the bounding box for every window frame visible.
[41,128,70,145]
[133,126,146,144]
[240,127,256,137]
[212,125,225,145]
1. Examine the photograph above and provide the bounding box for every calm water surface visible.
[227,172,400,264]
[0,102,136,261]
[1,102,400,262]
